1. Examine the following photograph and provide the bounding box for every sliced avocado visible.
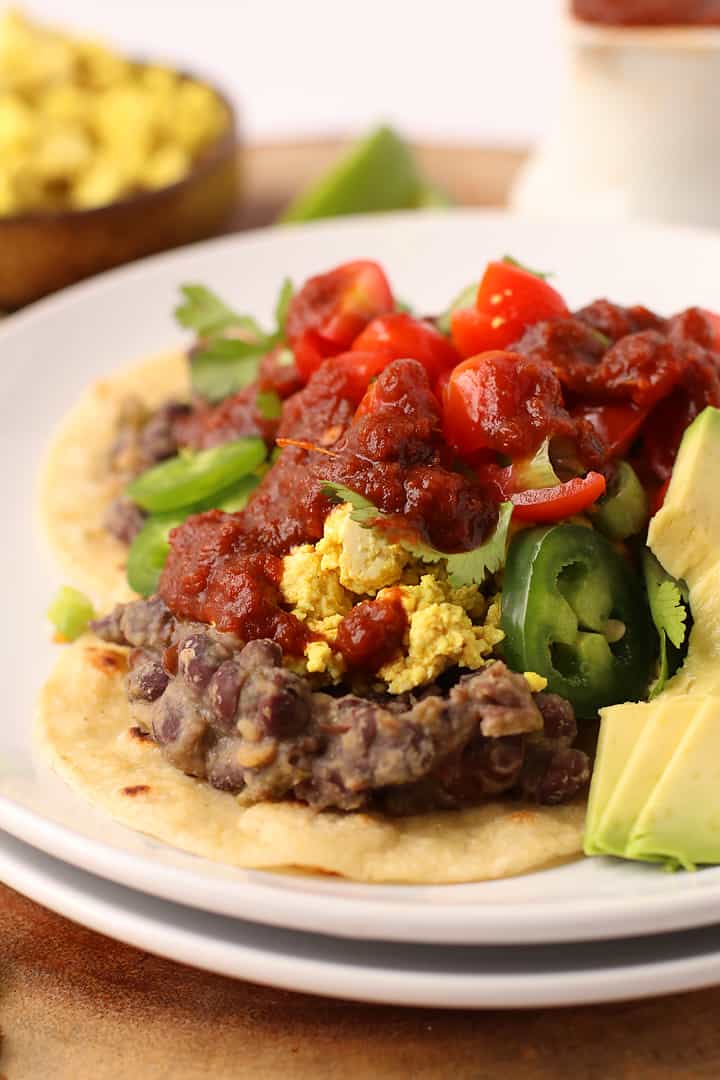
[585,406,720,869]
[627,697,720,868]
[586,697,702,859]
[280,126,424,223]
[583,702,650,854]
[649,406,720,585]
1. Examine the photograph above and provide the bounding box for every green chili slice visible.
[48,586,95,641]
[126,437,266,514]
[127,473,263,596]
[590,461,648,540]
[501,524,653,717]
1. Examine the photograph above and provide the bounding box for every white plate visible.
[3,209,720,947]
[6,827,720,1009]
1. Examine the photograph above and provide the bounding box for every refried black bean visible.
[94,600,590,814]
[103,497,147,545]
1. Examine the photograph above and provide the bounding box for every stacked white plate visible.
[3,211,720,1008]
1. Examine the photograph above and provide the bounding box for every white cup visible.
[511,17,720,226]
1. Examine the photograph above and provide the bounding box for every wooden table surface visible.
[4,141,720,1080]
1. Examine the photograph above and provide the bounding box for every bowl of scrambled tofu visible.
[0,10,239,308]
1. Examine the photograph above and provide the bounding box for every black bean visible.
[208,660,244,729]
[151,684,209,778]
[178,633,227,689]
[127,649,168,702]
[537,748,590,805]
[535,692,577,746]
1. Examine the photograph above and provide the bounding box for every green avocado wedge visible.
[280,126,435,223]
[584,406,720,869]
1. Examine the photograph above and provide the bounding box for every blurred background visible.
[2,0,717,307]
[16,0,565,145]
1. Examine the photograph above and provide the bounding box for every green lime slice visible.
[280,126,424,223]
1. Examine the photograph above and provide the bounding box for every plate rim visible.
[4,827,720,1009]
[5,748,720,947]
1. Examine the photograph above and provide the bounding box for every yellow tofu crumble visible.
[280,504,505,694]
[0,10,229,215]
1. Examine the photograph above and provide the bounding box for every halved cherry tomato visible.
[286,260,394,357]
[572,402,650,458]
[700,308,720,350]
[510,472,607,523]
[443,350,574,457]
[450,260,569,359]
[356,379,380,418]
[293,329,339,382]
[351,312,459,381]
[331,352,391,406]
[434,367,452,405]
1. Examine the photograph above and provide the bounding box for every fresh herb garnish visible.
[321,482,513,587]
[511,439,559,491]
[321,483,381,527]
[436,281,478,336]
[175,278,295,403]
[502,255,551,280]
[175,285,263,339]
[256,389,283,420]
[48,586,95,641]
[643,549,689,698]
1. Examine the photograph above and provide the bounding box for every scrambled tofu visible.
[316,503,413,594]
[280,504,505,694]
[377,576,504,694]
[0,10,229,215]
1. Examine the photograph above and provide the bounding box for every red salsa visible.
[572,1,720,24]
[158,256,720,657]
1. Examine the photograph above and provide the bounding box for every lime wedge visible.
[280,126,426,222]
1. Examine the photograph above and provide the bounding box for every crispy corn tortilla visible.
[37,636,586,884]
[39,350,187,610]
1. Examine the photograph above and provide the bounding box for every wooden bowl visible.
[0,93,240,309]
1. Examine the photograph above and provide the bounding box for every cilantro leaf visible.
[175,285,262,339]
[444,502,513,587]
[177,279,295,403]
[273,277,294,336]
[256,389,283,420]
[321,482,513,587]
[191,339,267,402]
[643,549,688,697]
[436,281,478,336]
[321,483,382,527]
[502,255,551,280]
[511,439,559,491]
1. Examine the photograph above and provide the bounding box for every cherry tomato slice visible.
[510,472,607,523]
[331,352,391,406]
[293,329,339,382]
[286,260,394,354]
[450,260,569,359]
[443,350,573,457]
[351,312,459,381]
[572,402,650,457]
[700,308,720,350]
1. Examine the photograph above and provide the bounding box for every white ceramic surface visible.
[3,210,720,947]
[511,19,720,228]
[7,827,720,1008]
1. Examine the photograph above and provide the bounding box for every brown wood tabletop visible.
[4,141,719,1080]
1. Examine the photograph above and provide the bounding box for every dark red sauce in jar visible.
[572,1,720,25]
[335,591,408,673]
